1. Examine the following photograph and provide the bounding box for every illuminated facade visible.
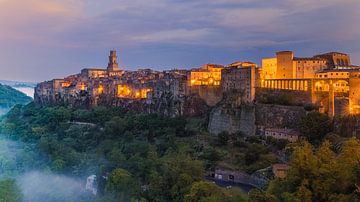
[261,51,327,80]
[117,84,151,99]
[189,64,223,86]
[34,49,360,116]
[349,72,360,114]
[259,50,360,116]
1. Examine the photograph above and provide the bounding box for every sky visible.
[0,0,359,82]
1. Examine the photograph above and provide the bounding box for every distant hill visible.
[0,80,36,98]
[0,80,36,88]
[0,84,32,115]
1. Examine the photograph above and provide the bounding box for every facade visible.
[34,49,360,117]
[259,51,360,116]
[349,72,360,114]
[189,64,223,86]
[221,62,258,103]
[314,52,352,69]
[261,51,327,79]
[35,51,189,108]
[261,58,277,79]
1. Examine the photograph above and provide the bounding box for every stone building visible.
[188,64,223,86]
[314,52,352,69]
[272,164,290,179]
[261,51,327,79]
[221,61,258,103]
[349,71,360,114]
[259,51,360,116]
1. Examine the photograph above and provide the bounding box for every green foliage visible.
[105,168,140,201]
[267,138,360,201]
[0,179,22,202]
[248,189,277,202]
[0,104,208,201]
[0,84,32,109]
[300,112,333,145]
[185,181,246,202]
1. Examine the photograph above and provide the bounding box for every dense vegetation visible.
[0,103,250,201]
[0,84,32,112]
[0,102,359,201]
[250,139,360,201]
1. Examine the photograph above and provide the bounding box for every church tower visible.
[107,50,120,71]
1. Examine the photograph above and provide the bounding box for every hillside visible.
[0,84,32,111]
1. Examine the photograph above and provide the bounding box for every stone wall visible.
[208,104,256,135]
[255,104,307,131]
[208,103,306,135]
[190,85,223,106]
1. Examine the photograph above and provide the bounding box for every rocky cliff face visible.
[98,93,209,117]
[208,103,306,135]
[255,104,306,131]
[208,104,256,136]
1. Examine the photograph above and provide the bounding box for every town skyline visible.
[0,0,359,82]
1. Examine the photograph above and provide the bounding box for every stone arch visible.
[333,80,349,92]
[315,80,329,91]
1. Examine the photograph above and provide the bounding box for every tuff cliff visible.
[208,103,307,135]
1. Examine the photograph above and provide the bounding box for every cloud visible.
[0,0,359,81]
[130,28,212,43]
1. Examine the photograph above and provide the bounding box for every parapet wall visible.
[255,104,306,131]
[208,104,256,135]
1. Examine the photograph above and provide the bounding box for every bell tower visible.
[107,50,120,71]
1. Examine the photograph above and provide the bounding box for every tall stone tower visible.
[107,50,120,71]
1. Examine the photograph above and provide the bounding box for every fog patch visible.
[18,171,91,202]
[0,137,95,201]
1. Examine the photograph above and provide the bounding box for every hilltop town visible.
[35,50,360,138]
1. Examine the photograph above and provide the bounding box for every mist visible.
[0,137,95,202]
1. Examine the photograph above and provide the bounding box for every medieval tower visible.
[107,50,120,71]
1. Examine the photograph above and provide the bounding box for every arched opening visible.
[333,80,349,92]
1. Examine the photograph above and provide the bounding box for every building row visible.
[35,50,360,116]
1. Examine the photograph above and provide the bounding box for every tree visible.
[184,181,225,202]
[248,189,277,202]
[267,138,360,201]
[0,179,22,202]
[105,168,140,201]
[185,181,246,202]
[300,112,332,145]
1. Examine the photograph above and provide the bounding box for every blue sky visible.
[0,0,359,82]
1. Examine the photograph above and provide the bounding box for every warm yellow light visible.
[61,82,71,88]
[98,85,104,94]
[135,91,141,98]
[117,84,132,98]
[80,83,86,91]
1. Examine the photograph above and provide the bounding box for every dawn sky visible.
[0,0,359,82]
